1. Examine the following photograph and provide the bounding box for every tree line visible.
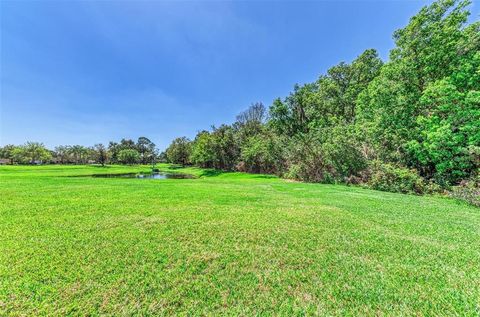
[0,137,160,166]
[165,0,479,199]
[1,1,478,203]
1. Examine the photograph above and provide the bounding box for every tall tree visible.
[190,131,215,168]
[136,137,156,164]
[119,139,136,150]
[357,0,479,184]
[166,137,192,166]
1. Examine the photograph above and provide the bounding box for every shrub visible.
[449,177,480,207]
[283,137,331,183]
[367,161,426,194]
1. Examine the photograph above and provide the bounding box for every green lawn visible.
[1,165,479,316]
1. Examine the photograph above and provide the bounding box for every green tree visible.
[166,137,192,166]
[12,142,52,164]
[119,138,136,150]
[357,0,479,184]
[118,149,140,165]
[163,0,479,194]
[210,125,240,170]
[54,145,71,164]
[94,144,108,166]
[0,144,17,164]
[108,142,120,163]
[190,131,215,168]
[240,133,282,174]
[136,137,156,164]
[68,145,89,164]
[24,142,52,164]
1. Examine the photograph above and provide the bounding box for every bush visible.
[449,177,480,207]
[283,137,331,183]
[322,125,368,181]
[282,129,367,184]
[367,161,426,194]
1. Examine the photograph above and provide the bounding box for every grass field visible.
[1,165,479,316]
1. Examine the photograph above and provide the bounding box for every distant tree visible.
[119,138,136,150]
[68,145,89,164]
[235,102,267,127]
[108,142,120,163]
[11,147,28,164]
[94,144,108,166]
[11,142,52,164]
[54,145,71,164]
[136,137,156,164]
[118,149,140,165]
[234,103,267,146]
[166,137,192,166]
[150,148,160,168]
[25,142,52,164]
[0,144,17,164]
[157,151,168,163]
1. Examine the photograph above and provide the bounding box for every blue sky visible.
[1,0,477,150]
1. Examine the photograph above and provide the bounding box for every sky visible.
[1,0,478,150]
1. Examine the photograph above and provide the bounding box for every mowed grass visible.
[1,165,479,316]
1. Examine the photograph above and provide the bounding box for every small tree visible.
[118,149,140,165]
[94,144,108,166]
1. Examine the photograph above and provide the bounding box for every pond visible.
[91,172,195,179]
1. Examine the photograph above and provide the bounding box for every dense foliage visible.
[1,0,478,201]
[164,0,479,197]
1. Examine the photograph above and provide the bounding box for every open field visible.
[1,165,479,316]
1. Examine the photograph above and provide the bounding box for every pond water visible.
[91,172,195,179]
